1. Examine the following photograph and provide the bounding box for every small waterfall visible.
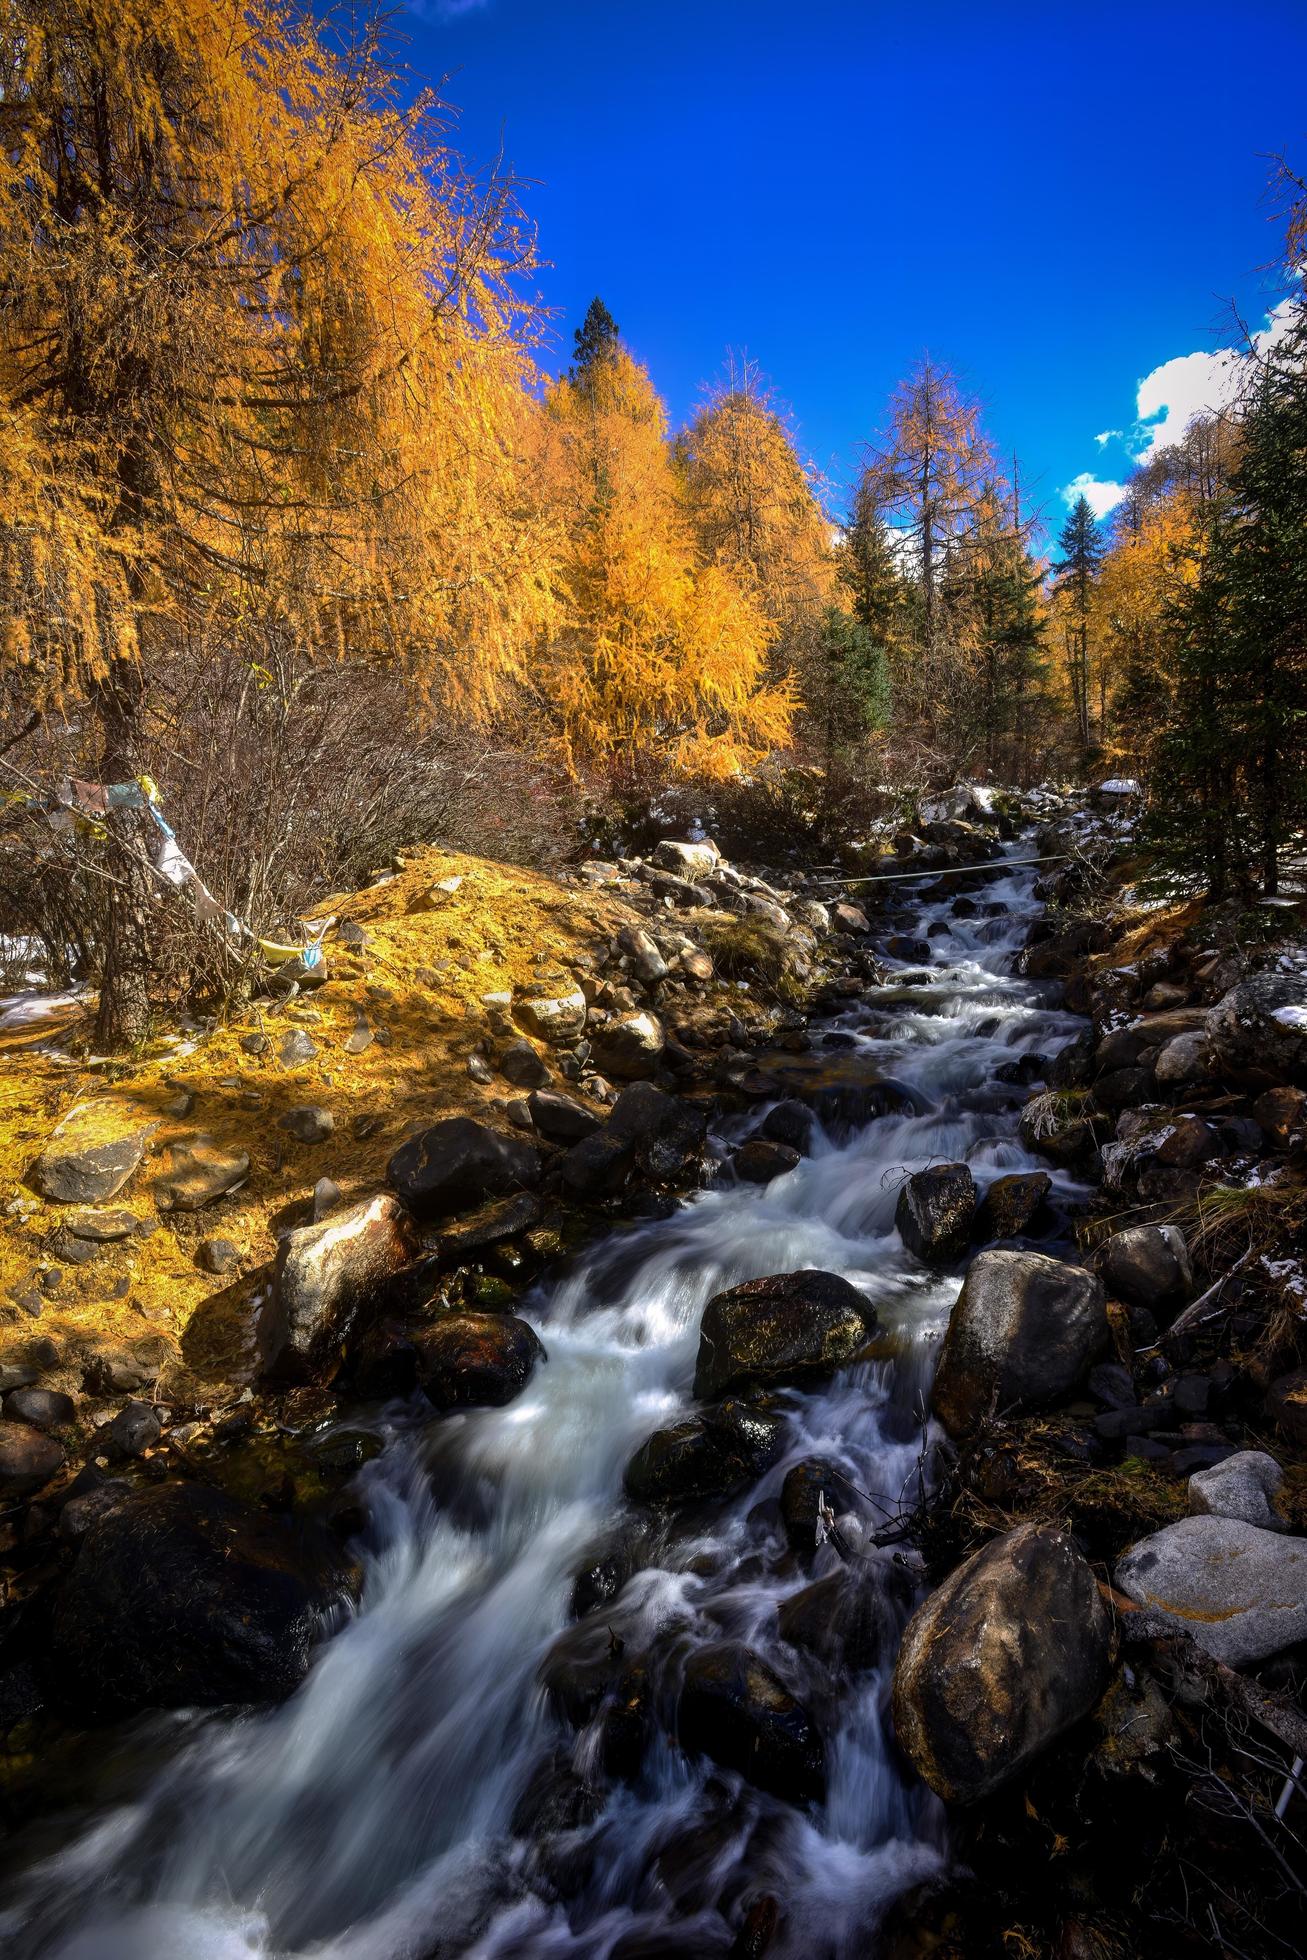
[2,851,1083,1959]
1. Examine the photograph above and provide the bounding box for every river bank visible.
[0,790,1304,1957]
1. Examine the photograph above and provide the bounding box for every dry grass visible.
[695,915,808,1007]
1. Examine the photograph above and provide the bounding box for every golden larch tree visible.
[0,0,550,1042]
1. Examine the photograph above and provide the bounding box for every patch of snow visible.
[1271,1005,1307,1031]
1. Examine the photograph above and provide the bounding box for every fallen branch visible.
[1120,1607,1307,1762]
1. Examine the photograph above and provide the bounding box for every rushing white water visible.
[2,853,1083,1960]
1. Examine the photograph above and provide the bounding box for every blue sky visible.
[402,0,1306,539]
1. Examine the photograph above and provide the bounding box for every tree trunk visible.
[93,659,155,1048]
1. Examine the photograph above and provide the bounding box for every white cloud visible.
[1061,472,1127,520]
[1132,296,1297,460]
[1061,294,1299,518]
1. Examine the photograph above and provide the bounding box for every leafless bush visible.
[0,633,579,1012]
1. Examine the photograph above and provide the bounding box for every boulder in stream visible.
[976,1170,1051,1240]
[931,1248,1107,1436]
[694,1269,876,1400]
[47,1482,357,1721]
[415,1311,545,1410]
[624,1401,785,1506]
[677,1640,825,1803]
[387,1116,539,1219]
[892,1521,1112,1803]
[263,1192,421,1377]
[895,1163,977,1265]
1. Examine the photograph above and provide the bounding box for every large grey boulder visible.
[1154,1032,1212,1088]
[892,1522,1112,1803]
[694,1269,876,1400]
[895,1163,977,1265]
[387,1117,539,1219]
[263,1193,420,1376]
[1207,966,1307,1083]
[1188,1451,1287,1533]
[651,838,719,875]
[31,1105,155,1204]
[1115,1515,1307,1665]
[1095,1224,1192,1315]
[931,1248,1107,1436]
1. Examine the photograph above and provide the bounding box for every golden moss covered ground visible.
[0,847,669,1406]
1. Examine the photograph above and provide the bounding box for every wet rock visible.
[0,1419,65,1499]
[1207,967,1307,1083]
[47,1482,356,1720]
[777,1568,899,1672]
[606,1081,706,1180]
[570,1520,654,1618]
[105,1398,160,1458]
[758,1100,816,1154]
[624,1402,785,1506]
[778,1456,867,1554]
[931,1248,1108,1437]
[263,1192,421,1376]
[1115,1516,1307,1665]
[589,1011,666,1080]
[153,1136,251,1211]
[31,1106,155,1204]
[730,1138,801,1184]
[831,902,871,935]
[895,1163,976,1265]
[515,988,588,1043]
[278,1104,334,1145]
[387,1117,539,1219]
[5,1385,75,1429]
[414,1311,545,1410]
[1094,1224,1192,1316]
[677,1640,824,1803]
[198,1235,240,1275]
[977,1170,1051,1239]
[1188,1450,1287,1532]
[694,1269,876,1400]
[527,1087,600,1146]
[1265,1370,1307,1449]
[886,935,931,963]
[892,1522,1112,1803]
[434,1191,542,1263]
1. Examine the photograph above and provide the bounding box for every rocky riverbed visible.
[1,789,1305,1958]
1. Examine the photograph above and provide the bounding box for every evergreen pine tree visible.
[570,297,620,387]
[1052,495,1106,748]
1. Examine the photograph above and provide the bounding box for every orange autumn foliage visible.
[539,348,793,781]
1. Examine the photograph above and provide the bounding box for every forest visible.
[2,2,1302,1045]
[2,7,1307,1960]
